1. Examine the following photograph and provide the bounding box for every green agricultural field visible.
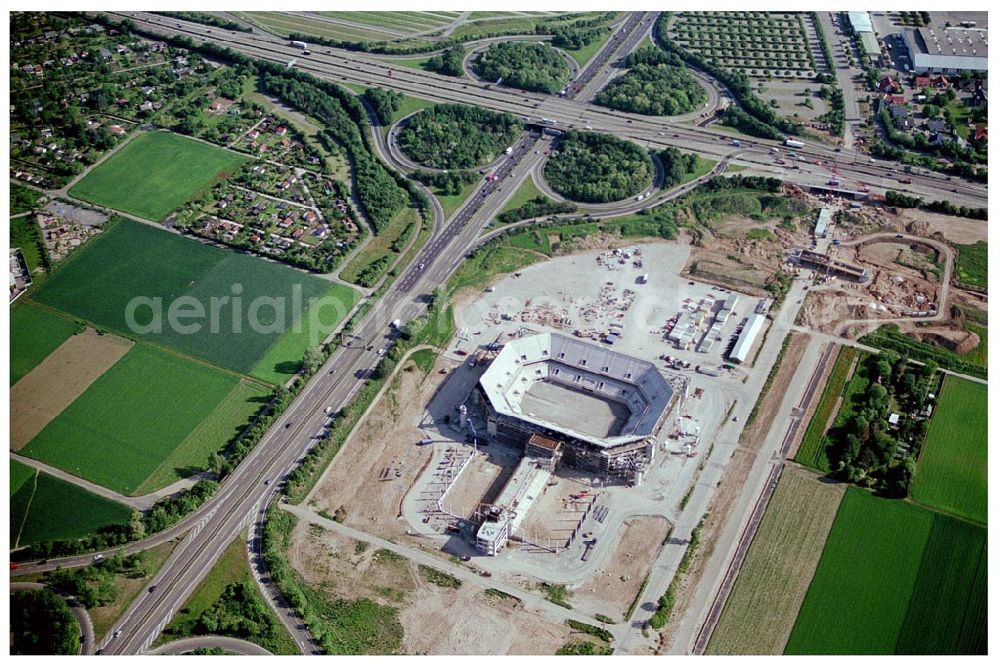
[21,345,238,495]
[786,488,933,654]
[69,132,247,221]
[707,467,845,655]
[794,346,858,472]
[30,218,357,381]
[10,303,80,385]
[10,461,131,549]
[133,380,271,495]
[895,513,987,654]
[911,376,987,524]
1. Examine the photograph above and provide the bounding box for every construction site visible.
[302,242,767,620]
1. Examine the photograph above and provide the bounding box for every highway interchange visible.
[14,10,988,655]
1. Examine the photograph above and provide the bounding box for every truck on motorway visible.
[290,40,307,49]
[731,139,742,147]
[784,138,805,149]
[505,146,513,156]
[540,117,557,125]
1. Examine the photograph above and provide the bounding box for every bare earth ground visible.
[441,448,519,519]
[288,520,577,654]
[10,328,134,450]
[739,333,810,453]
[655,332,812,653]
[572,515,671,622]
[705,464,845,655]
[308,357,445,539]
[899,208,988,245]
[517,472,593,551]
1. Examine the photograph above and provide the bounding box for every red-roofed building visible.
[929,75,951,89]
[109,125,125,135]
[974,125,987,141]
[275,126,287,136]
[915,76,932,88]
[879,76,900,93]
[883,93,905,106]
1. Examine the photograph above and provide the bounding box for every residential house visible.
[888,103,912,130]
[879,75,900,93]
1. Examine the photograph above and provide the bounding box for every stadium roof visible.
[479,333,672,448]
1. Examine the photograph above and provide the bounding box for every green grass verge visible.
[409,348,436,374]
[10,183,43,215]
[10,215,48,274]
[21,345,238,495]
[160,534,298,654]
[10,303,80,386]
[497,177,550,216]
[69,132,247,221]
[794,346,858,472]
[9,461,131,549]
[953,241,986,289]
[910,376,987,524]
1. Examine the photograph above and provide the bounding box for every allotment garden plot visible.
[68,131,248,222]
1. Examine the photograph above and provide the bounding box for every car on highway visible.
[148,585,157,593]
[93,553,105,562]
[285,421,293,429]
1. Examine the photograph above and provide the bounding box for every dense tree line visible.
[425,45,465,77]
[659,147,703,188]
[654,14,801,137]
[496,197,577,224]
[11,589,80,655]
[474,42,571,94]
[885,190,987,220]
[398,104,522,169]
[551,27,605,50]
[596,61,707,116]
[412,169,479,194]
[543,131,653,203]
[720,105,785,140]
[362,87,402,126]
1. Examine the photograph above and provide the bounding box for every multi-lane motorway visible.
[109,11,986,209]
[21,11,987,655]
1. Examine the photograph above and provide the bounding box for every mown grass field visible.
[21,345,238,495]
[9,461,131,549]
[10,303,79,385]
[133,380,271,495]
[30,218,356,382]
[69,132,247,221]
[497,176,550,217]
[911,376,987,524]
[707,466,845,655]
[786,489,933,654]
[793,346,858,472]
